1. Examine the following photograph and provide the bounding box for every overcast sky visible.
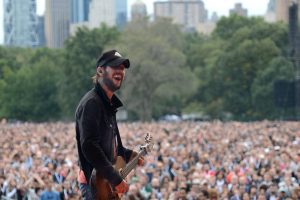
[0,0,269,45]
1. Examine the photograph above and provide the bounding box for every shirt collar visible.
[94,83,123,110]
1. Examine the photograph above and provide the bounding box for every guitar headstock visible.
[140,133,153,155]
[145,133,152,144]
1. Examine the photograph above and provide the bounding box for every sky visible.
[0,0,269,44]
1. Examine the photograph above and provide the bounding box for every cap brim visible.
[106,57,130,68]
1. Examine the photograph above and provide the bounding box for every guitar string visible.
[120,138,152,178]
[120,151,146,179]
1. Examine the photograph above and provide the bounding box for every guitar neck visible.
[120,150,146,179]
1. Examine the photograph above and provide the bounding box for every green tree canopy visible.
[113,18,196,121]
[186,15,292,120]
[0,48,63,121]
[252,57,295,119]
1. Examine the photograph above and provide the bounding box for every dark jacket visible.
[75,83,133,186]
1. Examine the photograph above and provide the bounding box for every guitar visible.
[90,133,153,200]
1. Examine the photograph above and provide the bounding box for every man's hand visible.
[138,156,145,166]
[115,180,129,194]
[131,151,145,166]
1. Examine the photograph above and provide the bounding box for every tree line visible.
[0,15,295,122]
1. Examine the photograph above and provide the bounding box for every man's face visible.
[102,64,126,92]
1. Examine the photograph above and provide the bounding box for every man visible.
[75,50,144,199]
[40,181,60,200]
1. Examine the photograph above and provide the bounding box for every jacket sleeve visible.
[79,99,123,186]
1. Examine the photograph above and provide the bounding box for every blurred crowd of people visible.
[0,120,299,200]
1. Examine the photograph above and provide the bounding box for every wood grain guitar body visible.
[90,157,126,200]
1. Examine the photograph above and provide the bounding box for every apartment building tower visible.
[154,0,208,31]
[45,0,70,48]
[89,0,115,28]
[116,0,128,28]
[131,0,147,21]
[70,0,90,23]
[229,3,248,17]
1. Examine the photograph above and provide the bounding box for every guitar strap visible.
[115,125,125,157]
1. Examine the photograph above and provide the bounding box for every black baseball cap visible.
[96,50,130,68]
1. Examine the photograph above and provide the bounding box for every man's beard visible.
[102,76,122,92]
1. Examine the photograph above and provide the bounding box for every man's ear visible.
[97,67,103,76]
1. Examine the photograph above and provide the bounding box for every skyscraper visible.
[272,0,300,23]
[229,3,248,17]
[154,0,208,31]
[116,0,127,28]
[83,0,90,21]
[89,0,115,28]
[70,0,128,35]
[70,0,90,23]
[37,16,46,47]
[4,0,39,47]
[265,0,276,22]
[45,0,70,48]
[267,0,276,12]
[275,0,290,22]
[131,0,147,21]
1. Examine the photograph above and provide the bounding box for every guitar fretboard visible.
[120,150,146,179]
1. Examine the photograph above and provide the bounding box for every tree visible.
[219,38,281,119]
[0,46,33,79]
[113,18,196,121]
[213,14,265,40]
[183,32,208,71]
[185,15,290,120]
[0,48,63,121]
[183,32,227,117]
[251,57,295,119]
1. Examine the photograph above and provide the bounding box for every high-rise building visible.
[131,0,147,21]
[196,11,218,35]
[70,0,90,23]
[210,12,219,23]
[229,3,248,17]
[4,0,39,47]
[268,0,276,12]
[83,0,90,21]
[37,16,46,47]
[265,0,276,22]
[276,0,290,22]
[70,0,128,35]
[116,0,127,28]
[265,0,300,23]
[89,0,115,28]
[45,0,70,48]
[154,0,208,31]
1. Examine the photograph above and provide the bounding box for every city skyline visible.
[0,0,269,45]
[34,0,270,18]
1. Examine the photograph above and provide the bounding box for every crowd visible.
[0,120,299,200]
